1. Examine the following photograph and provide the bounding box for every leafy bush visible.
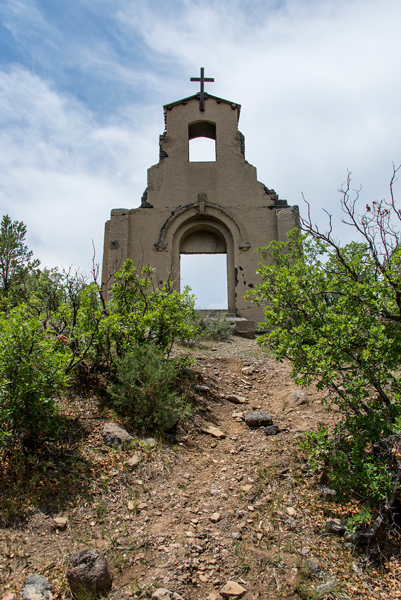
[108,342,191,432]
[0,306,69,447]
[0,214,40,308]
[248,167,401,540]
[196,312,233,341]
[109,260,198,354]
[0,224,199,445]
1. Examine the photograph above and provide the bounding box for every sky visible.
[1,0,401,307]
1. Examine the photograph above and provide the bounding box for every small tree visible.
[0,306,69,448]
[248,166,401,541]
[0,215,39,307]
[108,260,198,356]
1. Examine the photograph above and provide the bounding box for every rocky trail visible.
[1,338,400,600]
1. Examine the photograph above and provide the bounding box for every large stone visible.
[210,512,221,523]
[22,575,53,600]
[226,394,246,404]
[66,549,113,597]
[264,424,280,436]
[290,389,308,406]
[102,422,133,448]
[244,411,273,427]
[53,516,68,529]
[201,424,226,438]
[220,581,247,598]
[234,320,256,339]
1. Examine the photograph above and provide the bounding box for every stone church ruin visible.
[102,69,299,323]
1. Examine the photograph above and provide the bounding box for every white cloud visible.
[0,67,161,272]
[121,0,401,223]
[1,0,401,294]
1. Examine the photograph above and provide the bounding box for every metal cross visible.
[190,67,214,111]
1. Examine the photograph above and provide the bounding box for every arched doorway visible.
[180,225,228,309]
[171,216,236,312]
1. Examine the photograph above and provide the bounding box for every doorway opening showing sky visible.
[180,254,228,309]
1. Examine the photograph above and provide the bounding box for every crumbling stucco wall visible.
[102,93,299,322]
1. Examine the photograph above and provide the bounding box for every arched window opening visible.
[188,121,216,162]
[189,137,216,162]
[180,254,228,309]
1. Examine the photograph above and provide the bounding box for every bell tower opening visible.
[188,121,216,162]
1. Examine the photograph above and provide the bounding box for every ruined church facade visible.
[102,88,299,323]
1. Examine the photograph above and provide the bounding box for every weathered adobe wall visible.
[102,94,299,323]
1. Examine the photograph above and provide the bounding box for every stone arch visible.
[188,120,216,140]
[154,202,250,251]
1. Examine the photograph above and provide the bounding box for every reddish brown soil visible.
[1,338,400,599]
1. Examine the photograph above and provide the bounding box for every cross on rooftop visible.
[190,67,214,111]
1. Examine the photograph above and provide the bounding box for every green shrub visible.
[196,312,233,341]
[109,261,198,355]
[0,214,40,309]
[247,168,401,539]
[108,342,191,432]
[0,306,69,447]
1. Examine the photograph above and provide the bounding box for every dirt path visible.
[0,338,395,599]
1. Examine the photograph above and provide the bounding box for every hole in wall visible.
[180,254,228,309]
[189,137,216,162]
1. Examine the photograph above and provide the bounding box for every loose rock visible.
[127,452,142,468]
[232,411,244,420]
[210,512,221,523]
[316,579,337,594]
[226,394,246,404]
[201,425,226,439]
[102,422,133,448]
[319,485,336,499]
[305,560,321,576]
[325,519,346,535]
[244,411,273,427]
[53,516,68,529]
[195,385,210,392]
[220,581,247,598]
[264,424,280,435]
[151,589,184,600]
[140,437,157,448]
[234,320,256,339]
[22,574,53,600]
[241,366,254,375]
[290,389,308,406]
[66,549,113,597]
